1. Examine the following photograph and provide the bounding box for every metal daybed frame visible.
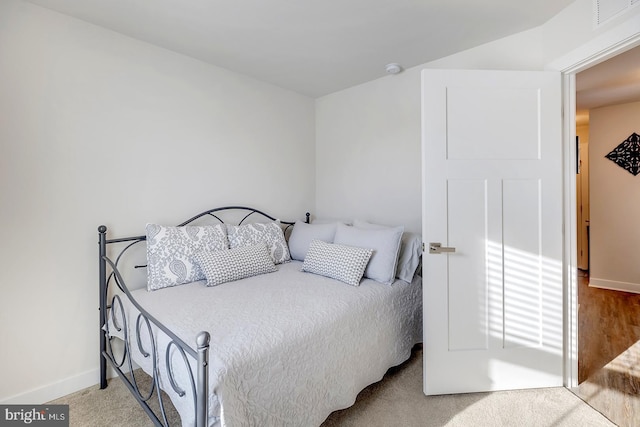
[97,206,309,427]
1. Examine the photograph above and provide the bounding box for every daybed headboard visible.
[99,206,309,271]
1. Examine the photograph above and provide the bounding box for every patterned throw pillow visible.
[226,222,291,264]
[302,239,373,286]
[194,243,277,287]
[146,223,228,291]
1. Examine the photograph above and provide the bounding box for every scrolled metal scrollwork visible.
[105,294,128,369]
[166,340,198,423]
[165,341,196,398]
[101,255,201,425]
[132,313,158,402]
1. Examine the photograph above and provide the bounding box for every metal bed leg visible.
[98,225,108,389]
[196,332,210,427]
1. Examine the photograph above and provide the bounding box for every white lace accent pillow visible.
[302,239,373,286]
[146,223,228,291]
[226,222,291,264]
[194,243,277,287]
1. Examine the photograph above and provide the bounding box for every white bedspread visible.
[112,261,422,427]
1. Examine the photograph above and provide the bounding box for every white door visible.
[422,69,563,394]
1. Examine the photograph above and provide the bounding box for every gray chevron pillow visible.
[194,243,277,287]
[301,239,372,286]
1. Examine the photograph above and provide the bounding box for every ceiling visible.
[576,45,640,124]
[25,0,575,97]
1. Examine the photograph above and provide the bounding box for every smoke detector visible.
[385,63,403,74]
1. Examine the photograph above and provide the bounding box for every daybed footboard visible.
[99,227,210,427]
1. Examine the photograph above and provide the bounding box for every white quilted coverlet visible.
[117,261,422,427]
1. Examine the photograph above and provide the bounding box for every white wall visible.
[0,0,315,403]
[542,0,640,66]
[315,28,545,233]
[315,69,422,231]
[589,101,640,293]
[315,0,640,236]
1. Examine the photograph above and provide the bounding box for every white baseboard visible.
[0,362,134,405]
[589,277,640,294]
[0,357,141,405]
[0,368,99,405]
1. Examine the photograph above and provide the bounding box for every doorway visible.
[569,44,640,426]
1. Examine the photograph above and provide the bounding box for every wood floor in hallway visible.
[575,271,640,427]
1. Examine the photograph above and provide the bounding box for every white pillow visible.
[397,232,423,282]
[194,243,277,287]
[334,222,403,285]
[311,218,352,226]
[353,220,422,283]
[288,221,338,261]
[226,222,291,264]
[302,239,373,286]
[146,223,228,291]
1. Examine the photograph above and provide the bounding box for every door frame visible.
[546,15,640,388]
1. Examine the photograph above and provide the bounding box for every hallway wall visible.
[589,101,640,292]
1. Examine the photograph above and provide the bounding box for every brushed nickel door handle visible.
[429,242,456,254]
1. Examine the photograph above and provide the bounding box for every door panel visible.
[503,179,541,349]
[447,179,488,352]
[447,87,541,160]
[422,69,563,395]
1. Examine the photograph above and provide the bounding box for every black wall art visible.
[605,132,640,176]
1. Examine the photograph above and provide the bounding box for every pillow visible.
[334,222,403,285]
[194,243,277,287]
[146,223,228,291]
[302,239,372,286]
[226,222,291,264]
[287,221,338,261]
[311,218,352,226]
[353,220,422,283]
[397,232,423,282]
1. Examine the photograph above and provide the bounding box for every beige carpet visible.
[50,347,615,427]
